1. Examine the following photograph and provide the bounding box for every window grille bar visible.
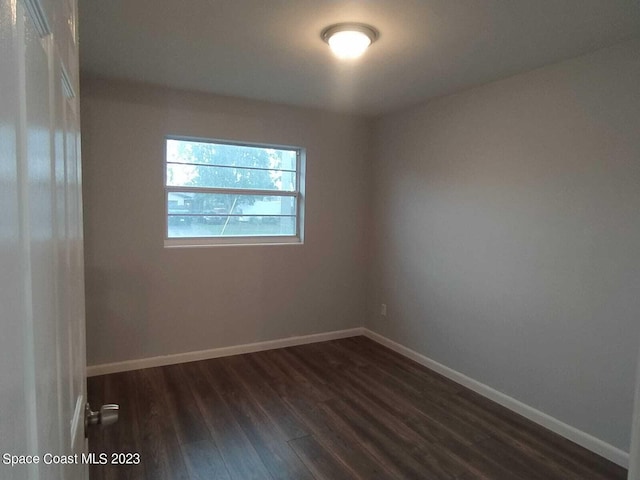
[165,186,298,196]
[167,214,296,218]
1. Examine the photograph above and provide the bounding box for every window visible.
[164,137,304,246]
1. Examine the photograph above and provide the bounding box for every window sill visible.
[164,236,303,248]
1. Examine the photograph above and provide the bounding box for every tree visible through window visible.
[165,138,303,244]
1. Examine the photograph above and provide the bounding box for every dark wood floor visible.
[87,336,627,480]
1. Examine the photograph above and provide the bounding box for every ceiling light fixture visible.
[321,23,379,60]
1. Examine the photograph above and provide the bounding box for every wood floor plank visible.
[190,360,273,480]
[282,391,393,479]
[320,339,370,368]
[205,358,315,480]
[87,337,627,480]
[455,388,628,480]
[337,365,479,447]
[289,435,357,480]
[105,372,147,480]
[180,440,232,480]
[258,348,334,402]
[473,435,568,480]
[161,364,211,445]
[133,368,189,480]
[290,361,510,480]
[222,353,309,441]
[309,364,506,479]
[257,352,394,479]
[353,363,493,444]
[340,336,463,396]
[448,390,626,480]
[287,347,475,477]
[320,397,458,479]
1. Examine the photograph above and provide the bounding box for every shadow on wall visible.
[85,267,150,365]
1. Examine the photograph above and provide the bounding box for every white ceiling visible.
[78,0,640,116]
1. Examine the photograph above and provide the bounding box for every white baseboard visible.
[86,327,365,377]
[362,328,629,468]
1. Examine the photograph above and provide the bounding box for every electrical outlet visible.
[380,303,387,316]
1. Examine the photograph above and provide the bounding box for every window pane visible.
[168,215,296,238]
[167,192,297,238]
[166,163,296,191]
[165,138,302,244]
[168,192,295,215]
[166,138,297,170]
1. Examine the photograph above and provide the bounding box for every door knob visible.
[85,403,119,437]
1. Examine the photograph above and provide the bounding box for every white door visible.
[0,0,87,479]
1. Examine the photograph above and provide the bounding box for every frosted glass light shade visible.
[328,30,371,59]
[322,23,378,60]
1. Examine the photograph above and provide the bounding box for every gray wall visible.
[81,78,371,366]
[367,39,640,451]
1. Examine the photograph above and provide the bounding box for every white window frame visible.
[164,136,305,247]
